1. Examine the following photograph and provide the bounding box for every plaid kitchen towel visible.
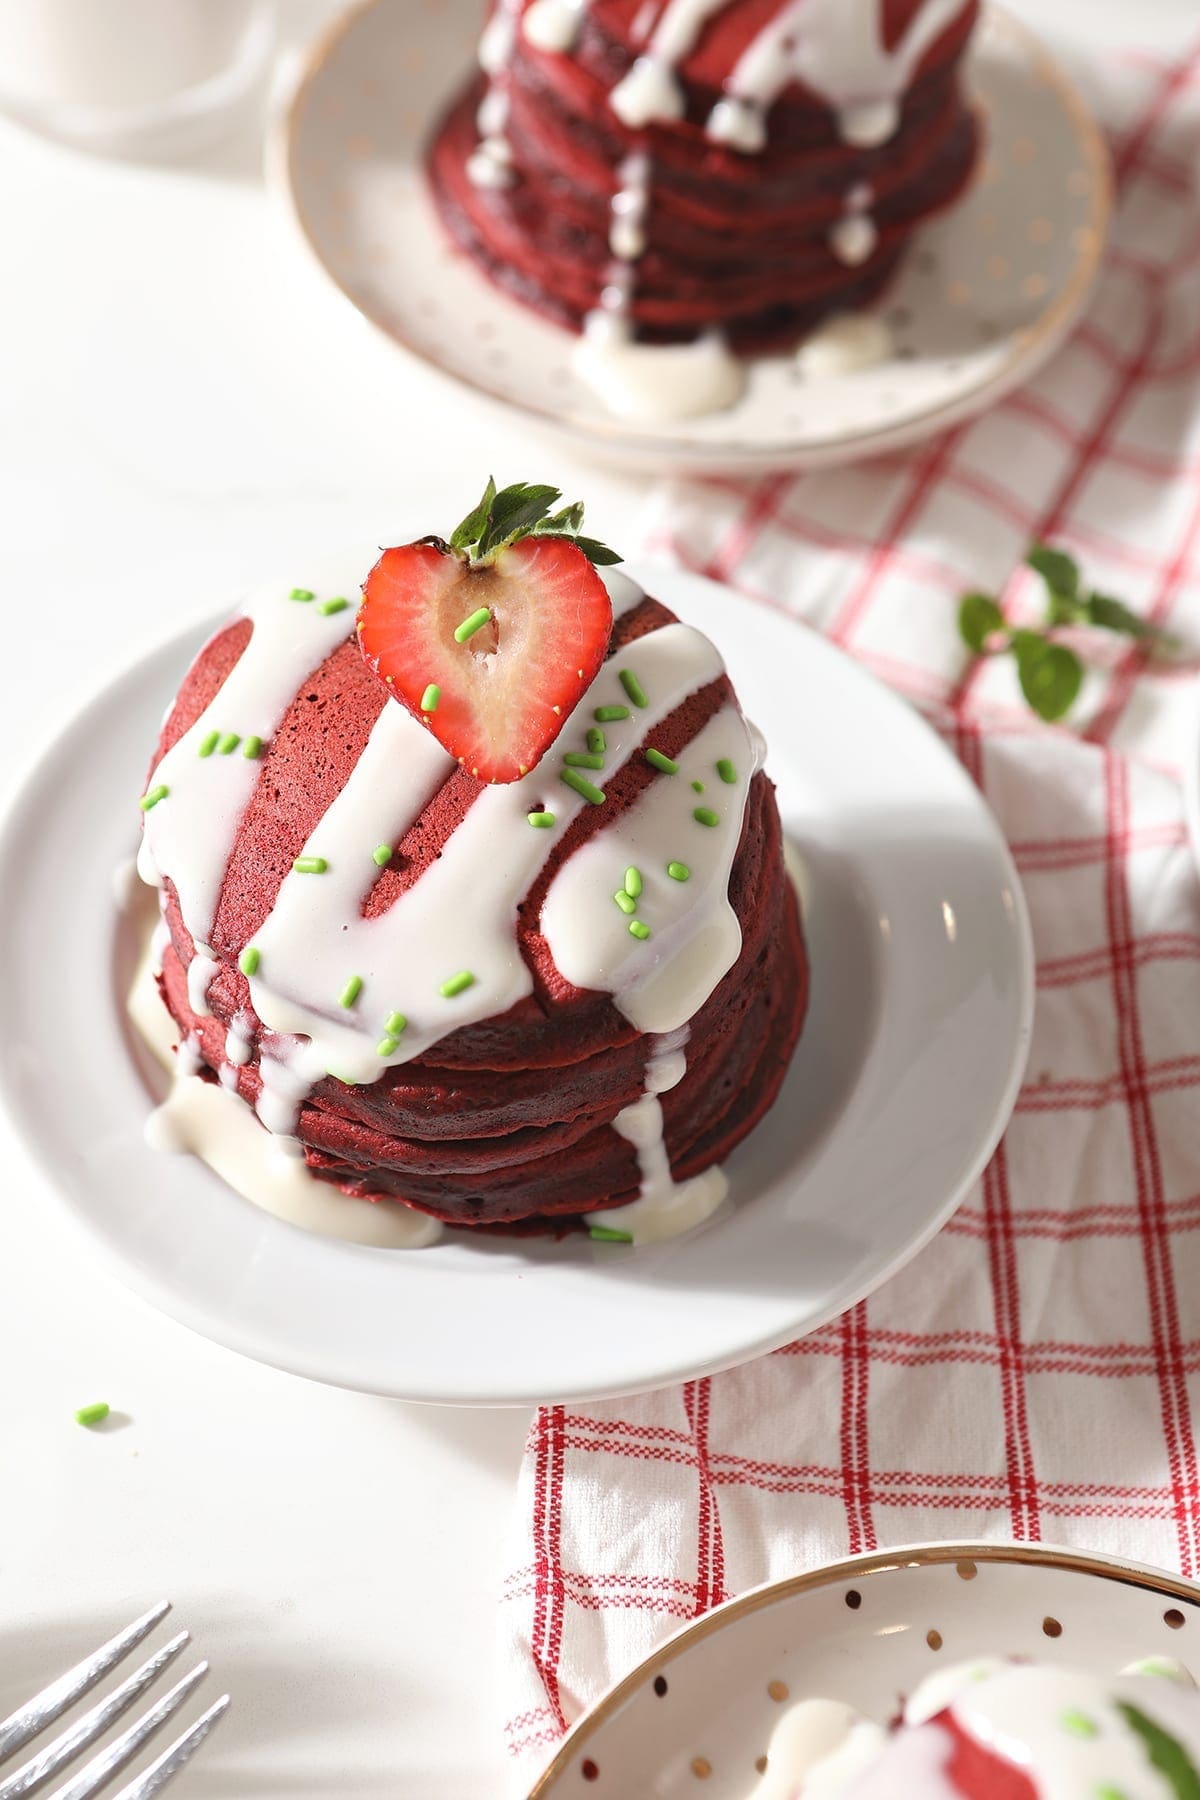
[500,35,1200,1786]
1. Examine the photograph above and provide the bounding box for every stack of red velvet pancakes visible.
[428,0,981,351]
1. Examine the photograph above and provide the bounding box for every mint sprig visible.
[441,478,622,568]
[956,542,1172,722]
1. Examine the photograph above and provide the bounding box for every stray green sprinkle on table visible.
[373,844,394,866]
[289,587,315,602]
[197,729,220,758]
[384,1011,407,1035]
[338,975,363,1009]
[645,747,678,775]
[243,735,263,760]
[239,946,260,977]
[594,704,630,723]
[318,596,350,616]
[560,768,605,805]
[440,969,475,998]
[716,758,737,784]
[139,784,168,811]
[527,811,556,828]
[613,889,636,915]
[586,728,606,755]
[624,866,642,899]
[218,732,241,755]
[693,807,719,828]
[564,751,604,769]
[420,684,441,713]
[293,855,328,874]
[589,1225,633,1243]
[619,668,648,708]
[667,860,690,882]
[628,919,651,940]
[75,1402,110,1427]
[454,605,492,643]
[691,780,705,793]
[377,1035,399,1057]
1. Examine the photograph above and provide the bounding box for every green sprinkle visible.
[694,807,719,828]
[614,889,636,915]
[373,843,394,867]
[318,596,350,616]
[629,919,651,940]
[339,975,363,1009]
[645,747,678,775]
[691,780,705,793]
[619,668,648,708]
[420,684,441,713]
[589,1225,633,1243]
[717,758,737,784]
[377,1034,399,1057]
[454,605,492,643]
[197,730,219,758]
[564,751,605,769]
[243,734,263,760]
[75,1403,110,1427]
[293,855,328,874]
[384,1011,407,1035]
[239,946,261,977]
[624,866,643,899]
[290,587,315,602]
[1061,1711,1098,1739]
[140,784,168,811]
[594,704,630,723]
[667,861,691,882]
[440,970,476,998]
[1095,1789,1129,1800]
[528,811,556,829]
[587,728,606,755]
[561,768,606,805]
[218,732,240,755]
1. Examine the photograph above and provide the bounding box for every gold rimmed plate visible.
[270,1,1110,473]
[530,1541,1200,1795]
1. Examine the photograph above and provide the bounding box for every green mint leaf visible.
[1117,1701,1200,1799]
[958,592,1005,653]
[1026,542,1081,600]
[1087,592,1156,639]
[448,475,497,553]
[1014,637,1083,721]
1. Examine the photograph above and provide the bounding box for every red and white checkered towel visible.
[500,38,1200,1787]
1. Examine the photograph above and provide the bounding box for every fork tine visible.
[45,1664,207,1800]
[0,1633,190,1800]
[106,1696,229,1800]
[0,1606,171,1767]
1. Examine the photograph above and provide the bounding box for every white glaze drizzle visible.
[609,0,732,127]
[795,310,892,378]
[522,0,586,52]
[573,317,746,422]
[829,179,876,267]
[609,150,651,262]
[470,0,524,187]
[749,1701,887,1798]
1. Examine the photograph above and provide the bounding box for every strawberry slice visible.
[358,479,620,784]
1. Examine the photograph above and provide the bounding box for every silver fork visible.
[0,1604,228,1800]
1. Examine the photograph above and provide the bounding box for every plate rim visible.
[529,1537,1200,1794]
[267,0,1113,471]
[0,569,1034,1406]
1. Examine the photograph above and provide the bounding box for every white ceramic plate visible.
[271,2,1110,474]
[530,1541,1200,1796]
[0,569,1032,1405]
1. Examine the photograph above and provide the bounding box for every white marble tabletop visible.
[0,2,1194,1794]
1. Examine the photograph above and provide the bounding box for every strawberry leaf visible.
[440,478,623,569]
[572,536,623,566]
[480,483,563,555]
[958,592,1004,653]
[449,476,497,553]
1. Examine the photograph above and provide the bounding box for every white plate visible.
[271,2,1110,474]
[530,1541,1200,1796]
[0,569,1032,1405]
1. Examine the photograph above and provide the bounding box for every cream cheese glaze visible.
[137,559,762,1242]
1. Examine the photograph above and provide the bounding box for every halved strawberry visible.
[357,479,619,783]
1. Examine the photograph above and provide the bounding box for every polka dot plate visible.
[530,1542,1200,1795]
[273,1,1110,473]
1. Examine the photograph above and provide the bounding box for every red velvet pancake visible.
[426,0,981,351]
[145,585,808,1232]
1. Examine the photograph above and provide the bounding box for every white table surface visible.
[0,2,1193,1795]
